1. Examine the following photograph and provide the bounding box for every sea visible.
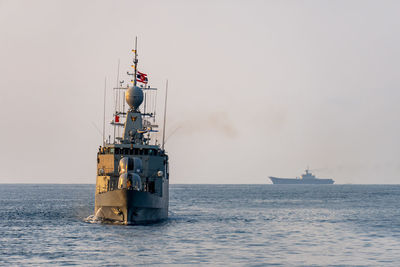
[1,184,400,266]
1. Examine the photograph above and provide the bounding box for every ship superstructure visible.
[269,168,334,184]
[95,40,169,224]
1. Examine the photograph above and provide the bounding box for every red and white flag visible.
[136,71,148,84]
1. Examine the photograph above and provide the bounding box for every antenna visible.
[162,80,168,150]
[133,36,138,87]
[144,90,147,115]
[114,59,120,143]
[154,88,157,123]
[102,77,107,146]
[123,91,126,114]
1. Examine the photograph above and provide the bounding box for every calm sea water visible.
[1,184,400,266]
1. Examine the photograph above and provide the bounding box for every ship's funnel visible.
[125,86,144,110]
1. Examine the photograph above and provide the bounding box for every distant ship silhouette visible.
[269,168,334,184]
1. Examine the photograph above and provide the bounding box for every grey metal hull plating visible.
[269,177,334,184]
[95,189,168,224]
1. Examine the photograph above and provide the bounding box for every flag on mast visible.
[136,71,148,84]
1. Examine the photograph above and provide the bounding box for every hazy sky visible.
[1,0,400,184]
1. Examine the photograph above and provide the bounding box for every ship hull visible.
[95,188,168,224]
[269,177,334,184]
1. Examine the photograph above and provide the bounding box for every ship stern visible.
[95,188,168,224]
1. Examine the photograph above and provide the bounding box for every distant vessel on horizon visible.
[269,168,334,184]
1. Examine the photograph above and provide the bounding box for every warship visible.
[95,41,169,224]
[269,168,334,184]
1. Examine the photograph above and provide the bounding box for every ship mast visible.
[133,36,138,88]
[108,38,162,145]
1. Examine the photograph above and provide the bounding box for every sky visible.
[1,0,400,184]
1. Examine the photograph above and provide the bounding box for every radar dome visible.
[125,86,143,110]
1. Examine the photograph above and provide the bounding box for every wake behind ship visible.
[95,41,169,224]
[269,168,334,184]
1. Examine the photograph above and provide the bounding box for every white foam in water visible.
[84,208,104,224]
[84,215,100,224]
[85,208,127,225]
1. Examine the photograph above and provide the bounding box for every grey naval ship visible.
[269,168,334,184]
[95,44,169,224]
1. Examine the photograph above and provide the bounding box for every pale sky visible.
[1,0,400,184]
